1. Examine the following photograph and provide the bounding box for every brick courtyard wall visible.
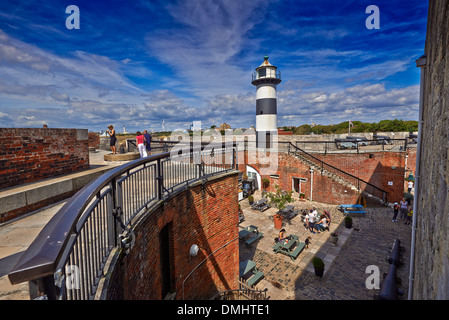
[88,132,100,149]
[239,150,405,205]
[106,172,240,300]
[0,128,89,190]
[311,152,406,203]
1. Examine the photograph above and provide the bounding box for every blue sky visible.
[0,0,428,132]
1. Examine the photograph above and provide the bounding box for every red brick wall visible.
[311,152,406,203]
[0,128,89,190]
[239,150,406,205]
[88,132,100,149]
[106,172,240,300]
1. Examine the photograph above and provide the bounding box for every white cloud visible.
[145,0,271,98]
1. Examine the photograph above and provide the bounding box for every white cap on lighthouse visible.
[251,54,281,148]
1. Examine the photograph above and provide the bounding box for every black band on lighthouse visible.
[256,98,277,115]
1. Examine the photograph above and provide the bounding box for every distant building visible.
[219,123,231,130]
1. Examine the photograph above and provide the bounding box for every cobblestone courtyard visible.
[239,192,412,300]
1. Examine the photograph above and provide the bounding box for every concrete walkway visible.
[0,150,126,300]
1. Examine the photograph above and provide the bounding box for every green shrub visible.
[312,256,325,269]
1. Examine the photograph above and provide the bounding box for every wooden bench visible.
[340,204,366,216]
[289,242,305,260]
[247,270,264,287]
[245,232,263,245]
[272,241,282,252]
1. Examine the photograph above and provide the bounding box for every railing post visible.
[233,146,237,170]
[111,178,120,247]
[29,275,56,300]
[157,158,163,200]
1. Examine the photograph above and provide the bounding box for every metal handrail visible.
[295,138,407,154]
[210,288,269,300]
[8,141,238,300]
[283,141,389,204]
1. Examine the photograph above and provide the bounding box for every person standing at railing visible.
[107,125,117,154]
[136,131,148,158]
[143,130,152,156]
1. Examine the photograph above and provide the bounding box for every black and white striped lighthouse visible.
[251,55,281,148]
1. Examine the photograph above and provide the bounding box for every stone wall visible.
[0,128,89,190]
[106,172,240,300]
[413,0,449,300]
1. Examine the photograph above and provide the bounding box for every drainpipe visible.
[309,168,314,201]
[408,54,426,300]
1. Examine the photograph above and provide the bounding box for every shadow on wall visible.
[106,173,239,300]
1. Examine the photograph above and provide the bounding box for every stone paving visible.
[238,191,412,300]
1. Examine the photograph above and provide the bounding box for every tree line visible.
[285,119,418,135]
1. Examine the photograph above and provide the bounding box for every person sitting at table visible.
[323,209,331,225]
[278,228,288,242]
[315,215,329,232]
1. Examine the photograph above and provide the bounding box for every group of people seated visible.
[302,207,331,234]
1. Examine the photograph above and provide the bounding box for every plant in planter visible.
[344,216,353,228]
[299,193,305,200]
[403,192,414,205]
[312,256,325,277]
[248,195,254,205]
[261,178,270,191]
[266,185,293,230]
[330,232,338,245]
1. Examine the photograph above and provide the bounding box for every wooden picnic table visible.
[251,198,271,212]
[273,234,305,261]
[239,259,256,278]
[239,225,263,245]
[340,204,366,216]
[280,205,299,220]
[239,259,264,286]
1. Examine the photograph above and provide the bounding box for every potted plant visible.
[266,186,293,229]
[299,193,305,200]
[248,195,254,205]
[261,178,270,191]
[273,213,283,229]
[403,192,414,205]
[344,216,353,228]
[330,232,338,245]
[312,256,325,277]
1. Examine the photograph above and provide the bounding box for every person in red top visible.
[136,131,148,158]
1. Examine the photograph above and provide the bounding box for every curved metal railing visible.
[8,141,238,300]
